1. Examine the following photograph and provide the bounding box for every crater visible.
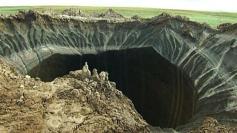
[1,10,237,132]
[29,47,197,128]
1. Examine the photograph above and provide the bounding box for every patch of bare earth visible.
[188,117,237,133]
[0,60,149,132]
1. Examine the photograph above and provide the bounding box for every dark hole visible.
[28,47,197,128]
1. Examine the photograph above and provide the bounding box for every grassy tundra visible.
[0,6,236,28]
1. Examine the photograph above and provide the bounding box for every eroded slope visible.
[0,60,149,132]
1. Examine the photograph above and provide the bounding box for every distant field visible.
[0,6,237,28]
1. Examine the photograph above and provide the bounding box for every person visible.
[82,62,91,77]
[92,68,100,81]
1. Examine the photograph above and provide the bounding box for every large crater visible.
[29,47,196,128]
[0,11,237,131]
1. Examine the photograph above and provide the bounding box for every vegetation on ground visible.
[0,6,237,28]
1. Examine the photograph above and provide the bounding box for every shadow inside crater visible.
[28,47,197,128]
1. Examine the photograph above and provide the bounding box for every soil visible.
[0,60,149,133]
[189,117,237,133]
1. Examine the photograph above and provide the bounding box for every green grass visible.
[0,6,237,28]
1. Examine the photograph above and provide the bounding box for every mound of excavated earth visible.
[0,10,237,132]
[0,60,149,132]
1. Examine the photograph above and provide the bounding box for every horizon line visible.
[0,5,237,13]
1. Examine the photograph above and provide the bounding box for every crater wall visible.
[0,11,237,130]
